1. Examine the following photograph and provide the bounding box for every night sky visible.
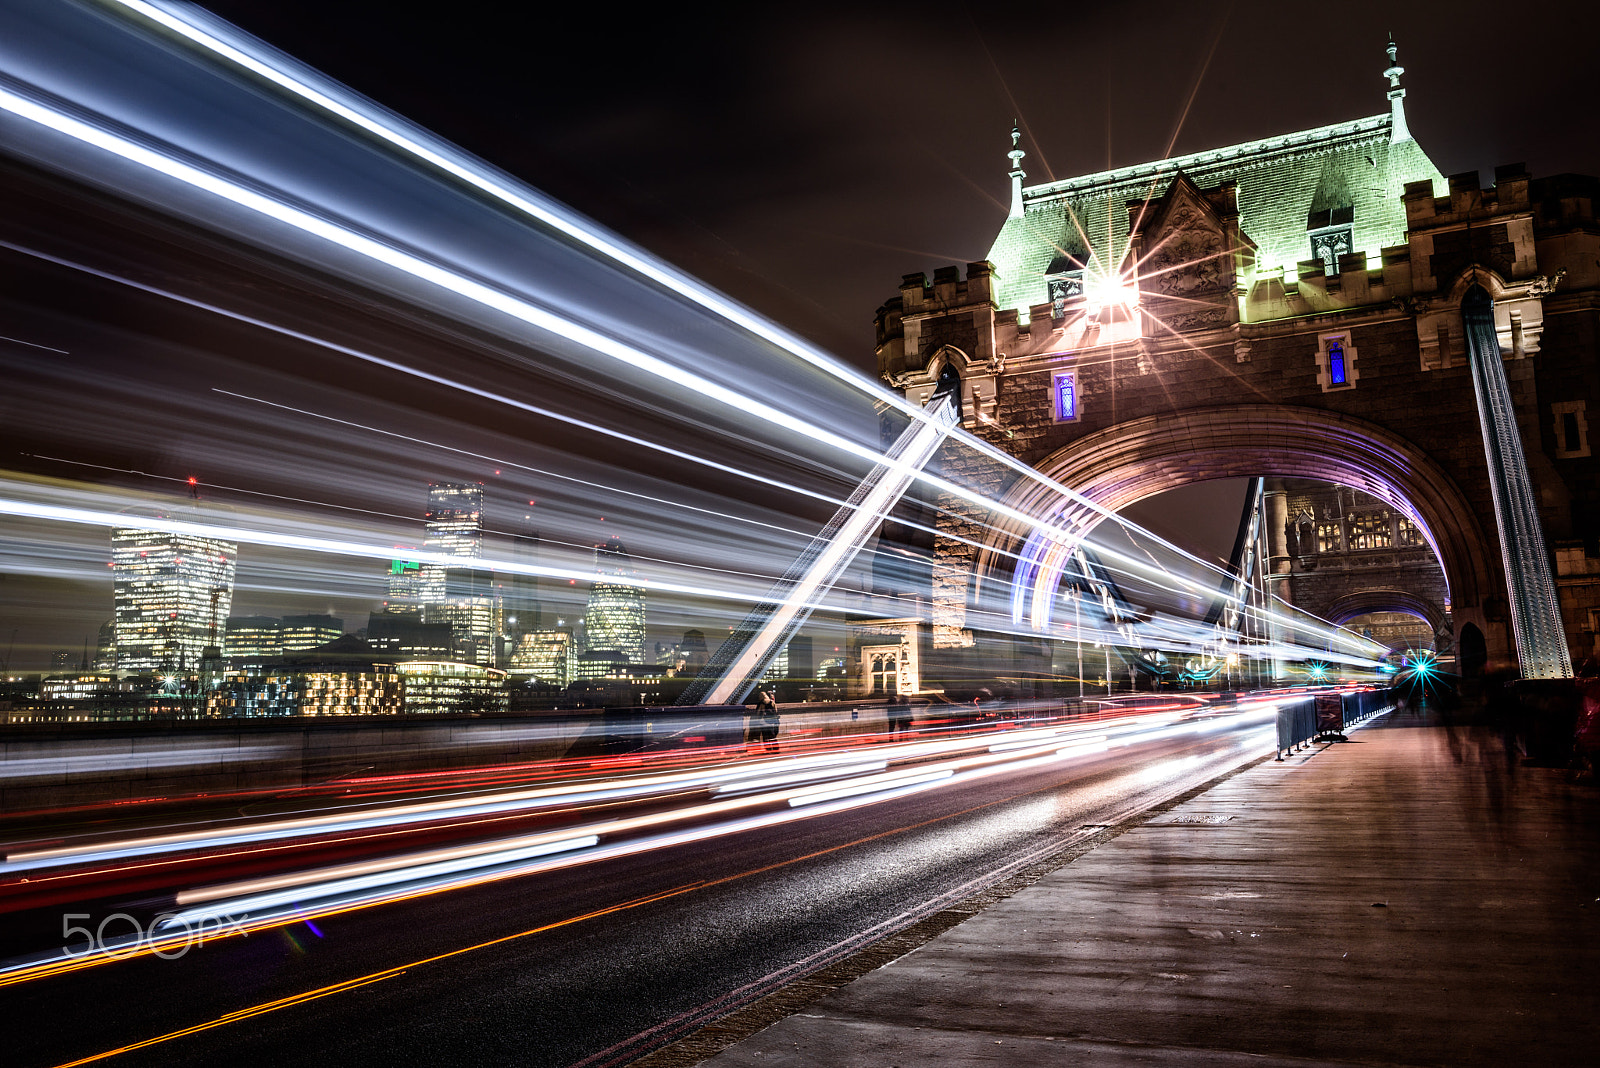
[201,0,1600,365]
[1,0,1597,668]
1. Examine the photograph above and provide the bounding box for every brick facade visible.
[872,164,1600,681]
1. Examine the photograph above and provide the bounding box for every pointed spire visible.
[1007,121,1027,220]
[1384,35,1410,144]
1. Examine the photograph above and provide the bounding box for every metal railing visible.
[1276,688,1391,760]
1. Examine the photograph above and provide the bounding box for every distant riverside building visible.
[366,611,454,660]
[224,614,344,661]
[508,628,572,686]
[93,619,116,671]
[679,629,709,675]
[280,614,344,652]
[40,673,118,701]
[208,665,403,717]
[111,514,238,673]
[395,661,509,714]
[423,482,483,557]
[502,523,544,644]
[763,644,789,682]
[583,536,645,666]
[225,616,281,660]
[429,596,498,666]
[571,648,630,681]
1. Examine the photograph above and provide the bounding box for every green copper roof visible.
[986,113,1445,312]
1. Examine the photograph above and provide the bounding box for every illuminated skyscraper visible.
[420,482,483,600]
[583,536,645,665]
[111,513,238,674]
[417,482,496,666]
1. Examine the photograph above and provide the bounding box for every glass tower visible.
[583,536,645,665]
[112,514,238,674]
[418,482,496,666]
[420,482,483,601]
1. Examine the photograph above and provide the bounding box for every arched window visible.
[869,652,897,694]
[1316,522,1342,554]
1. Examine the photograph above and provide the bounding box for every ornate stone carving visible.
[1144,218,1226,296]
[1527,269,1566,297]
[1164,308,1230,332]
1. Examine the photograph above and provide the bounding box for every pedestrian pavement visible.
[694,708,1600,1067]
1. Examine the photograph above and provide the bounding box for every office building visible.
[93,619,115,672]
[208,665,403,717]
[111,514,238,674]
[583,536,645,666]
[384,551,423,614]
[507,629,572,686]
[395,660,509,715]
[225,616,281,660]
[280,614,343,652]
[417,482,497,666]
[366,611,454,661]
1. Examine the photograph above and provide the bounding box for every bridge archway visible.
[971,404,1500,653]
[1325,589,1449,635]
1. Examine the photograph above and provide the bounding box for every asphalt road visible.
[0,716,1272,1068]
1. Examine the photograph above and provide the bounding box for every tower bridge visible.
[872,42,1597,686]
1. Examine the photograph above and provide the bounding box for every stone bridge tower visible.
[873,43,1599,682]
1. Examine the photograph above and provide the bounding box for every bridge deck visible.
[685,708,1600,1067]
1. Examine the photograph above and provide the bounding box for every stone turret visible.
[1384,37,1410,144]
[1007,124,1026,220]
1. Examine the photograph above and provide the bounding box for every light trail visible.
[0,464,1378,671]
[0,38,1318,614]
[0,702,1299,955]
[0,11,1385,676]
[100,0,1293,601]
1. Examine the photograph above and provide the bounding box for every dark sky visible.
[202,0,1600,365]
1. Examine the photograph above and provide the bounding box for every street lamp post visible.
[1074,586,1083,702]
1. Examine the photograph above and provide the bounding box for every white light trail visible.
[172,833,599,920]
[102,0,1323,606]
[0,57,1383,669]
[0,703,1336,984]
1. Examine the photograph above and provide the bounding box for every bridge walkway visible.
[681,707,1600,1067]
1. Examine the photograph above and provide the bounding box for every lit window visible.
[1347,514,1391,551]
[1051,370,1079,422]
[1316,523,1342,553]
[1316,333,1358,392]
[1328,339,1347,385]
[870,652,897,694]
[1396,516,1423,547]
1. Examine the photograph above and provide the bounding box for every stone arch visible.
[972,404,1497,638]
[925,343,972,381]
[1325,589,1450,635]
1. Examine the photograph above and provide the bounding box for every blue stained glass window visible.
[1052,371,1077,420]
[1328,339,1347,385]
